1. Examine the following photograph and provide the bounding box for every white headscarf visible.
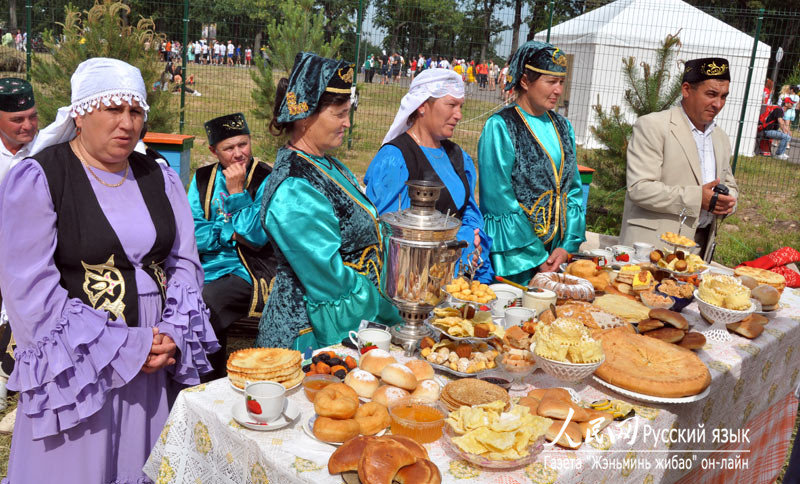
[382,68,465,145]
[30,57,149,155]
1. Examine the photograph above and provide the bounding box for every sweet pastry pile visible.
[565,259,610,291]
[734,266,786,293]
[615,265,643,285]
[445,277,496,303]
[661,231,696,247]
[440,378,509,412]
[698,274,751,310]
[446,400,552,459]
[537,301,630,331]
[530,272,595,302]
[328,434,441,484]
[518,388,615,449]
[226,348,303,389]
[637,308,706,350]
[592,294,651,323]
[355,349,442,402]
[653,250,705,273]
[312,383,391,442]
[595,327,711,398]
[657,279,694,299]
[430,306,502,338]
[420,338,498,374]
[533,318,604,364]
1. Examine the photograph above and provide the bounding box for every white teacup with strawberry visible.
[244,381,286,423]
[348,328,391,354]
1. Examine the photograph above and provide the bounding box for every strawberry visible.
[246,396,262,415]
[617,253,630,262]
[360,343,378,354]
[479,305,491,312]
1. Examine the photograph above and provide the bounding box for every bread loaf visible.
[358,439,418,484]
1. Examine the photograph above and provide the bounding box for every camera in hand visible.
[708,183,729,213]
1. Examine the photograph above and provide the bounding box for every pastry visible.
[661,231,696,247]
[742,314,769,326]
[678,332,706,350]
[751,285,780,310]
[314,416,361,443]
[411,379,441,402]
[592,294,651,323]
[371,385,410,408]
[359,349,398,376]
[650,250,664,263]
[440,378,509,411]
[344,369,380,399]
[726,319,764,339]
[632,271,654,291]
[637,318,664,333]
[328,435,377,473]
[358,438,418,484]
[595,327,711,397]
[643,327,685,344]
[394,459,441,484]
[566,260,610,291]
[405,360,434,382]
[649,308,688,330]
[530,272,595,302]
[473,323,491,338]
[226,347,303,389]
[615,265,642,285]
[698,274,752,310]
[734,266,786,293]
[383,435,429,460]
[314,385,359,419]
[545,420,582,449]
[354,402,391,435]
[534,318,603,363]
[380,363,418,391]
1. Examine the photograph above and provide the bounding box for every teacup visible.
[633,242,655,260]
[522,287,557,316]
[491,290,518,317]
[348,328,392,352]
[606,245,635,261]
[245,381,286,423]
[504,307,536,328]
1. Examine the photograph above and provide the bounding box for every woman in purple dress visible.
[0,58,219,483]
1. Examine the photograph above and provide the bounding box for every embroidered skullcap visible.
[382,68,464,144]
[276,52,354,124]
[682,58,731,84]
[205,112,250,146]
[29,57,149,155]
[504,41,567,92]
[0,78,35,112]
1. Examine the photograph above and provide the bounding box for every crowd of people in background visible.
[361,50,512,101]
[0,29,26,51]
[151,39,256,67]
[759,79,800,159]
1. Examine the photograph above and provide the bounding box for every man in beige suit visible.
[620,57,738,261]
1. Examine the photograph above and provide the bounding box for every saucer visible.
[231,400,300,431]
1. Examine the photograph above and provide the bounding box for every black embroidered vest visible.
[384,133,470,218]
[497,106,577,246]
[36,142,176,327]
[256,148,384,348]
[194,159,277,317]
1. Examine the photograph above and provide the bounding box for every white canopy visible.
[535,0,771,155]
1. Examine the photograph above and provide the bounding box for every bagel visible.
[313,416,360,443]
[314,385,359,419]
[354,402,391,435]
[324,382,360,401]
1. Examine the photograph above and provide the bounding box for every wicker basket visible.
[532,350,604,383]
[694,290,754,324]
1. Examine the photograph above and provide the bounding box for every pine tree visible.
[30,0,171,132]
[249,0,344,157]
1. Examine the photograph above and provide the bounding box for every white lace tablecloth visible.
[144,288,800,484]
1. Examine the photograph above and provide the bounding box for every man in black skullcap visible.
[621,57,739,261]
[187,113,277,380]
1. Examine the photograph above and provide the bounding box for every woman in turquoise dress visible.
[364,68,494,283]
[257,52,401,351]
[478,41,586,286]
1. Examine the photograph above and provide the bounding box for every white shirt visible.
[227,43,234,54]
[439,59,451,70]
[194,43,201,54]
[0,135,36,185]
[681,106,717,228]
[202,43,208,54]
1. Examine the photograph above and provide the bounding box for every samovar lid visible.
[380,180,461,233]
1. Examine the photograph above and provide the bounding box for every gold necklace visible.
[71,139,129,188]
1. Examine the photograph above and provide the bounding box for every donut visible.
[314,385,359,419]
[354,402,391,435]
[566,259,597,278]
[344,369,380,398]
[325,382,360,401]
[313,416,360,443]
[531,272,595,302]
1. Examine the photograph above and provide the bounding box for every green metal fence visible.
[1,0,799,193]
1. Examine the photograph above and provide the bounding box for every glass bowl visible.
[477,369,513,390]
[639,290,675,310]
[301,374,340,403]
[388,397,447,444]
[495,354,535,391]
[442,423,545,469]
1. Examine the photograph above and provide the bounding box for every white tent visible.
[535,0,771,155]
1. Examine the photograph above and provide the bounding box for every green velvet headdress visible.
[504,41,567,92]
[276,52,354,124]
[0,77,35,112]
[204,112,250,146]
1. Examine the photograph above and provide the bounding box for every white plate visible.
[592,376,710,404]
[228,377,302,393]
[303,414,386,445]
[231,400,301,431]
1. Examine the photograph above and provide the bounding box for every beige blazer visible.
[619,106,738,260]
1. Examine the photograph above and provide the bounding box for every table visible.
[144,287,800,484]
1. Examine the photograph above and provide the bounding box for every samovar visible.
[381,180,467,354]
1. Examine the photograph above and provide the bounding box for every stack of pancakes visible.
[439,378,509,412]
[226,348,303,389]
